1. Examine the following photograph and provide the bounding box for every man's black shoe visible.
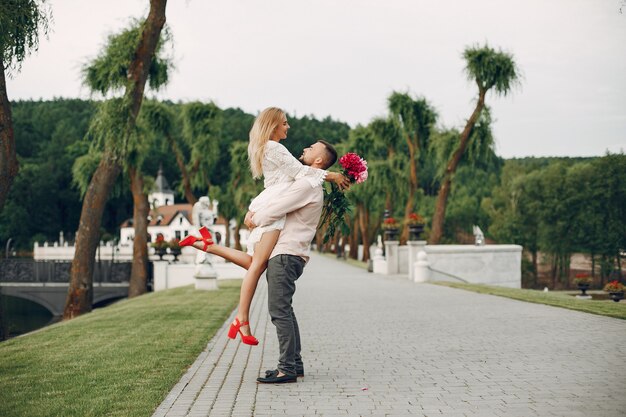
[265,368,304,378]
[256,372,297,384]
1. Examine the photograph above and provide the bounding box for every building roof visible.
[120,203,230,228]
[153,166,174,194]
[149,204,191,226]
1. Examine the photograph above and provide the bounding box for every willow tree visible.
[229,140,262,250]
[139,101,196,204]
[64,0,168,319]
[181,101,222,201]
[387,92,437,243]
[369,117,403,212]
[0,0,50,211]
[126,101,175,298]
[429,44,519,244]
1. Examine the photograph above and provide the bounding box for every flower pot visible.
[609,291,624,303]
[170,248,181,262]
[576,282,590,296]
[155,247,167,260]
[384,229,399,241]
[408,224,425,241]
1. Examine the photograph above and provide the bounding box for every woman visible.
[181,107,348,345]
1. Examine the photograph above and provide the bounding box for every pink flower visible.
[356,169,368,184]
[339,152,368,183]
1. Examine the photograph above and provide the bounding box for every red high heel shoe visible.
[228,317,259,346]
[179,226,214,251]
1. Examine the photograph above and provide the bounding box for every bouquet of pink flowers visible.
[320,152,369,243]
[339,153,368,184]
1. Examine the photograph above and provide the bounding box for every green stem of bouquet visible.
[320,183,352,244]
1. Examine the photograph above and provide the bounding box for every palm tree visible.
[64,0,169,319]
[387,92,437,243]
[429,44,520,244]
[0,0,50,211]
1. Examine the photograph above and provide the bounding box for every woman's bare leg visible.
[190,230,280,337]
[235,230,280,337]
[191,241,253,269]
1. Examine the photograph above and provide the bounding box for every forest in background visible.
[2,98,624,290]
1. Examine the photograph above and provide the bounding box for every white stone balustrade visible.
[152,256,245,292]
[373,241,522,288]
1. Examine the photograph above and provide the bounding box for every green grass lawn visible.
[0,282,241,417]
[433,281,626,320]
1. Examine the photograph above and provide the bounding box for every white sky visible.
[6,0,626,158]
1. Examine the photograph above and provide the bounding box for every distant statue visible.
[192,196,217,264]
[473,225,485,246]
[373,235,384,260]
[192,196,216,229]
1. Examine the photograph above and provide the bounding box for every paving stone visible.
[152,254,626,417]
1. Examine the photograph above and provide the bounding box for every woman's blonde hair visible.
[248,107,286,179]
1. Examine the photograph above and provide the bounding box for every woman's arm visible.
[266,143,349,189]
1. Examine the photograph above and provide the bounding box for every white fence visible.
[373,240,522,288]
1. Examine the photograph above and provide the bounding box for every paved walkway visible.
[153,253,626,417]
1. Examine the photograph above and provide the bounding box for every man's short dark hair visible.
[317,139,338,169]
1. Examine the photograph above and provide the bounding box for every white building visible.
[34,168,251,261]
[119,168,226,246]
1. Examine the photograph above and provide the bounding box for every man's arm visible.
[252,179,319,227]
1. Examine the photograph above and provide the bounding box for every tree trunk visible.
[64,154,122,319]
[349,213,359,260]
[358,203,370,263]
[126,0,168,121]
[385,192,392,212]
[315,226,325,252]
[64,0,168,319]
[591,253,595,278]
[400,135,418,244]
[551,254,557,289]
[430,90,486,244]
[128,167,150,298]
[0,55,19,212]
[385,148,394,211]
[224,221,231,248]
[234,222,242,251]
[531,249,538,286]
[167,133,196,205]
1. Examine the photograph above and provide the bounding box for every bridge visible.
[0,259,136,316]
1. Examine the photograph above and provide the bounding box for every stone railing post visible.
[414,251,431,283]
[384,241,399,274]
[194,262,218,290]
[153,260,169,291]
[372,235,387,274]
[407,240,427,281]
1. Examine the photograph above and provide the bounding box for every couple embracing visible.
[180,107,350,384]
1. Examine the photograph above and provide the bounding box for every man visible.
[245,140,339,384]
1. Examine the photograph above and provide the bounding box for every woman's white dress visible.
[246,141,327,254]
